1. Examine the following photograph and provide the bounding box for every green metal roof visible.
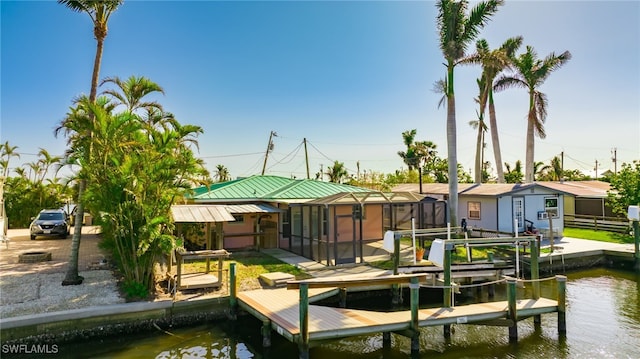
[189,175,372,202]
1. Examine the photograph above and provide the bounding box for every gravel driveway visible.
[0,227,125,319]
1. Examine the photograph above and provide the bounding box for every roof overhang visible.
[171,203,284,223]
[225,203,285,214]
[171,205,236,223]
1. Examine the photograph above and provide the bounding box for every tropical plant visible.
[215,164,231,182]
[535,156,565,181]
[607,161,640,217]
[60,76,208,296]
[397,129,438,191]
[326,161,348,183]
[0,141,20,180]
[57,0,124,286]
[504,160,524,183]
[436,0,503,226]
[494,45,571,183]
[398,129,419,170]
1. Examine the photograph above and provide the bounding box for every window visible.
[352,205,366,220]
[468,202,481,220]
[544,197,559,218]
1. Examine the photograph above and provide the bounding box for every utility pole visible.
[303,138,310,179]
[611,148,617,175]
[560,151,565,181]
[594,160,599,179]
[261,131,277,175]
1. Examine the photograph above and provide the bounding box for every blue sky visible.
[2,0,639,181]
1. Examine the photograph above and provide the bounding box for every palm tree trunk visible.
[488,91,505,183]
[63,36,104,285]
[525,94,536,183]
[446,65,458,227]
[474,120,483,184]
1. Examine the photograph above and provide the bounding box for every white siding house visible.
[393,183,569,238]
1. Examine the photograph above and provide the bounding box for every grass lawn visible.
[563,227,634,244]
[181,250,312,290]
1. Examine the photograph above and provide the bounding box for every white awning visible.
[171,205,236,223]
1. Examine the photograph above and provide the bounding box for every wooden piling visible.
[262,319,271,347]
[339,288,347,308]
[410,276,420,356]
[443,242,453,338]
[507,277,518,342]
[229,262,237,319]
[299,283,309,359]
[632,220,640,271]
[382,332,391,349]
[530,239,541,326]
[392,234,401,305]
[557,275,567,334]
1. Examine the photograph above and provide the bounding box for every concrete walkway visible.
[263,236,637,276]
[540,236,635,255]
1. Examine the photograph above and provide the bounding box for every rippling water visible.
[57,268,639,358]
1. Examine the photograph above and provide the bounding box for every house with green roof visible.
[173,175,447,265]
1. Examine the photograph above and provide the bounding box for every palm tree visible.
[464,37,523,183]
[494,45,571,183]
[536,156,563,181]
[101,75,165,113]
[35,149,62,184]
[504,160,524,183]
[215,165,231,182]
[398,129,438,192]
[436,0,503,226]
[326,161,348,183]
[1,141,20,180]
[469,77,488,183]
[57,0,123,286]
[397,129,419,170]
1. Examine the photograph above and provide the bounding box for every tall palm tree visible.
[57,0,123,286]
[469,76,488,183]
[436,0,502,226]
[464,37,523,183]
[494,45,571,183]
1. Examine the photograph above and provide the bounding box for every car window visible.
[38,213,64,221]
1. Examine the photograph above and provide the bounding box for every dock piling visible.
[410,276,420,356]
[557,275,567,334]
[262,320,271,347]
[299,282,310,359]
[229,262,237,320]
[507,277,518,342]
[382,332,391,349]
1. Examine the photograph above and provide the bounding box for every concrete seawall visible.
[1,296,231,344]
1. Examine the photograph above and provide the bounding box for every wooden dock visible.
[230,269,566,358]
[238,288,557,341]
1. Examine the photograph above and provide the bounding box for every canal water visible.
[58,268,639,358]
